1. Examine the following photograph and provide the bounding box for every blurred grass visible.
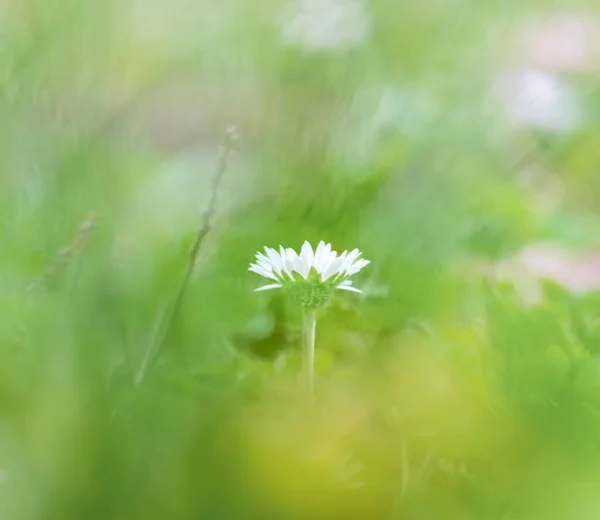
[2,0,600,518]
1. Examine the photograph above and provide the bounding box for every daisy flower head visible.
[249,241,370,308]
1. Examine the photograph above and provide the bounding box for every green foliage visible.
[2,0,600,518]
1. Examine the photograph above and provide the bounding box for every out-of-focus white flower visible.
[523,13,600,72]
[496,67,582,133]
[249,241,369,307]
[279,0,370,51]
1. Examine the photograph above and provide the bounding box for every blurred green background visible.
[2,0,600,518]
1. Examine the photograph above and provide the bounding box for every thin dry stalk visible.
[28,212,98,293]
[14,213,98,348]
[135,125,238,384]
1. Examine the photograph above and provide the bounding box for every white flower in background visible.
[497,67,582,133]
[522,13,600,72]
[249,241,369,307]
[279,0,370,51]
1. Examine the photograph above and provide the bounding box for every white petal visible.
[341,249,360,271]
[249,262,269,273]
[265,247,284,272]
[313,241,324,270]
[284,257,295,276]
[315,241,326,256]
[336,284,362,293]
[320,250,337,274]
[279,245,293,276]
[256,256,273,267]
[322,255,345,281]
[255,283,283,292]
[249,264,278,281]
[257,261,277,275]
[347,259,370,275]
[256,252,271,265]
[264,246,280,263]
[313,241,326,271]
[293,254,310,279]
[318,242,334,273]
[348,248,361,260]
[283,248,296,274]
[300,241,315,269]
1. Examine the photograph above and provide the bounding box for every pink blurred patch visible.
[489,245,600,303]
[522,13,600,72]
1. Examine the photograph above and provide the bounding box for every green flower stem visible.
[302,308,317,398]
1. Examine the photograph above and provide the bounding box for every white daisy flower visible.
[249,240,370,307]
[279,0,370,52]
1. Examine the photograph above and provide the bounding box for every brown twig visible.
[28,212,98,293]
[14,213,98,349]
[135,125,238,384]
